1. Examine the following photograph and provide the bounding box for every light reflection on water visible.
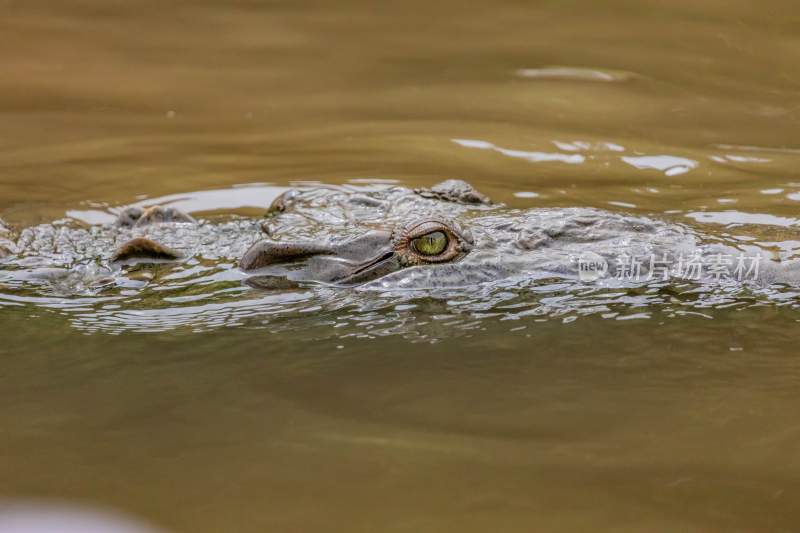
[66,184,288,225]
[4,174,800,339]
[3,0,800,531]
[4,172,800,339]
[685,210,800,227]
[3,249,800,339]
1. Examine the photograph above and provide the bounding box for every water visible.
[2,1,800,531]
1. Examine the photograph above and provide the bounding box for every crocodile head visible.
[2,179,723,292]
[239,217,474,286]
[99,178,702,289]
[96,180,488,287]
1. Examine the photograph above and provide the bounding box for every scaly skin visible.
[0,217,15,259]
[1,180,798,290]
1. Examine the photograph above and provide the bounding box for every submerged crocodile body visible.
[0,180,796,293]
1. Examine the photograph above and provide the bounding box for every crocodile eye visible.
[412,231,448,256]
[393,218,472,265]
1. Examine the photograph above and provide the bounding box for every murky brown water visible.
[2,1,800,531]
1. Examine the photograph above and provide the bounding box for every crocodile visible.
[0,180,797,293]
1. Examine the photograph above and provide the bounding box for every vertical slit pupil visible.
[413,231,448,255]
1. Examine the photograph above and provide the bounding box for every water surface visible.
[2,1,800,531]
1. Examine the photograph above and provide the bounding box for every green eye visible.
[412,231,448,256]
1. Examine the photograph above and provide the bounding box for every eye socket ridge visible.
[405,219,464,239]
